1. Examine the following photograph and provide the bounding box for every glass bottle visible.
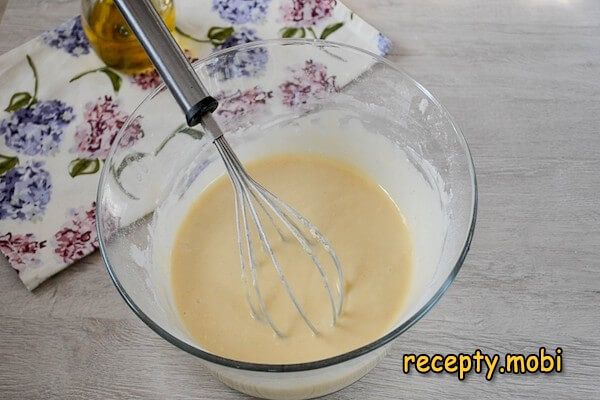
[81,0,176,73]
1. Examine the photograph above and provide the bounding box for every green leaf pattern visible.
[110,124,205,199]
[4,55,39,112]
[279,22,345,40]
[0,154,19,175]
[176,26,235,47]
[69,66,122,93]
[320,22,344,39]
[4,92,33,113]
[68,158,101,177]
[280,27,306,38]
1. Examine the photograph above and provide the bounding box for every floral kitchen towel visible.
[0,0,391,290]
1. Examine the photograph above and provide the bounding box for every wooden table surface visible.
[1,0,599,398]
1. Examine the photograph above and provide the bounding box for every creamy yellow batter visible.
[171,154,413,364]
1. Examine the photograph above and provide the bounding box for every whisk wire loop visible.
[215,139,280,334]
[213,135,345,336]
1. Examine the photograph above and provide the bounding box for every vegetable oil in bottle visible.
[81,0,175,73]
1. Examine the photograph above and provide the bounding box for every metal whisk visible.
[115,0,344,335]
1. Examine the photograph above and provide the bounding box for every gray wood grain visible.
[1,0,599,398]
[0,1,7,25]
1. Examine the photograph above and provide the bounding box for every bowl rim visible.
[96,38,478,373]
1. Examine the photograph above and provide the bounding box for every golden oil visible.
[81,0,175,73]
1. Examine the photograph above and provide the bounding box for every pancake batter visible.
[171,154,413,364]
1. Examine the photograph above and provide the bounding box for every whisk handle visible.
[113,0,217,127]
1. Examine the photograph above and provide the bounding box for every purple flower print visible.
[280,81,310,106]
[130,68,162,91]
[42,17,90,57]
[130,50,198,91]
[1,56,73,157]
[99,206,121,240]
[215,86,273,119]
[217,27,260,50]
[0,161,52,221]
[377,33,392,56]
[279,59,338,107]
[0,100,74,156]
[54,202,98,264]
[73,96,144,159]
[0,232,46,274]
[212,0,271,24]
[209,28,268,80]
[281,0,335,26]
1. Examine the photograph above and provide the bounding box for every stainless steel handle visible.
[113,0,217,126]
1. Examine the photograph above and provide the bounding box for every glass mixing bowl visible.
[97,39,477,399]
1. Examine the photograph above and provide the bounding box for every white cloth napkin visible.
[0,0,391,290]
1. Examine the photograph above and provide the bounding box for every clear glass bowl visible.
[97,39,477,399]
